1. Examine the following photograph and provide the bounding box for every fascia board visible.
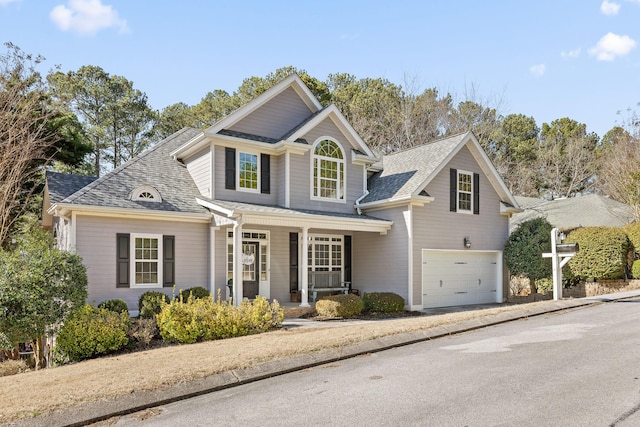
[287,105,377,159]
[241,212,392,234]
[195,198,236,217]
[212,134,310,155]
[204,74,322,136]
[357,195,434,212]
[169,132,207,159]
[49,203,211,223]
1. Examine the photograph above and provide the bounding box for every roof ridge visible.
[383,131,469,158]
[63,127,195,204]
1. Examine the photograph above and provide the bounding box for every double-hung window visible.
[312,139,345,201]
[132,233,163,287]
[457,171,473,213]
[238,152,259,192]
[450,168,479,215]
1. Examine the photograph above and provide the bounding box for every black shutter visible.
[344,235,352,288]
[163,235,175,287]
[473,173,480,215]
[450,168,457,212]
[261,153,270,194]
[116,233,130,288]
[225,147,236,190]
[289,232,298,292]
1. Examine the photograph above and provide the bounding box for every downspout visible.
[354,191,369,215]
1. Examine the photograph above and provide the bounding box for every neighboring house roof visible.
[510,194,635,232]
[49,128,209,215]
[45,171,97,203]
[359,131,520,211]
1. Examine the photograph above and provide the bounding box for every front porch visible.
[198,198,393,307]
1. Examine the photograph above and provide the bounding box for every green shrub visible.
[362,292,405,313]
[180,286,210,301]
[504,218,553,284]
[56,304,130,362]
[138,291,170,319]
[536,278,554,294]
[98,299,129,315]
[632,260,640,279]
[315,294,364,318]
[566,226,631,281]
[625,223,640,258]
[156,296,283,344]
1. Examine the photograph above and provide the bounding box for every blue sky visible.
[1,0,638,138]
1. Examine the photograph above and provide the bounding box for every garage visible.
[422,250,502,308]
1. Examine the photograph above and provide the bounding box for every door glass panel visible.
[242,243,256,281]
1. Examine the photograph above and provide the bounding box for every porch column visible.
[300,227,310,307]
[232,221,243,307]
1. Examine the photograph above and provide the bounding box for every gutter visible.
[354,190,369,215]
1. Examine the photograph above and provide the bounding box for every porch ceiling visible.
[196,197,392,234]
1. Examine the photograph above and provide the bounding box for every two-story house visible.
[43,74,521,315]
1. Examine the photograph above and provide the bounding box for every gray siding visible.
[353,207,410,303]
[228,87,313,139]
[213,145,280,204]
[184,146,211,198]
[75,215,209,312]
[410,146,509,305]
[289,118,365,214]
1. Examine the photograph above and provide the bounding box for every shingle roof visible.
[217,129,280,144]
[46,171,97,203]
[200,198,390,222]
[57,128,207,214]
[361,133,467,204]
[510,195,635,232]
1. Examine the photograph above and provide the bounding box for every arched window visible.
[312,139,345,201]
[130,185,162,203]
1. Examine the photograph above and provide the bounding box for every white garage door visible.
[422,250,500,308]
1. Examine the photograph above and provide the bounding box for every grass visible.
[0,301,549,423]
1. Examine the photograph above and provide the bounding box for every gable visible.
[228,86,316,140]
[298,116,359,152]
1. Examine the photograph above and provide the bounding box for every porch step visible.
[282,305,316,318]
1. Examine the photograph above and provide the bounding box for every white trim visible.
[49,203,211,223]
[196,198,393,234]
[210,224,216,296]
[456,169,473,214]
[214,141,216,199]
[310,137,346,204]
[130,185,162,203]
[285,151,291,208]
[70,211,77,253]
[205,75,322,136]
[236,150,260,193]
[404,206,413,308]
[287,105,377,159]
[130,233,163,289]
[225,229,270,300]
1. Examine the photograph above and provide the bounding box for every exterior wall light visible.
[464,237,471,249]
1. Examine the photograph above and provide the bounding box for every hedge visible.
[565,226,631,280]
[315,294,363,318]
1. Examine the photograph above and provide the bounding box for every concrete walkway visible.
[16,290,640,427]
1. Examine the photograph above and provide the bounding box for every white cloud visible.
[561,48,581,58]
[529,64,546,77]
[589,32,636,61]
[601,0,621,15]
[50,0,129,36]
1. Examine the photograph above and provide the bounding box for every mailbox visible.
[556,242,579,254]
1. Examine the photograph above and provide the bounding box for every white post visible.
[233,221,243,307]
[551,227,562,301]
[300,227,310,307]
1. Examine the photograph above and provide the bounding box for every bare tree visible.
[0,43,55,247]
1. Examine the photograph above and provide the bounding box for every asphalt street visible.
[110,297,640,427]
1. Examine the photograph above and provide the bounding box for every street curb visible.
[11,294,638,427]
